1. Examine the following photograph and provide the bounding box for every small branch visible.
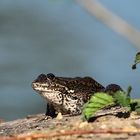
[76,0,140,49]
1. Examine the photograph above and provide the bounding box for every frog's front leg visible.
[45,103,57,118]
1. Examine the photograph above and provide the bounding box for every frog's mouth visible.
[31,81,63,95]
[32,82,50,93]
[32,81,63,105]
[32,73,54,93]
[32,73,67,94]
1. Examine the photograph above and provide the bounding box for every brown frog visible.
[32,73,121,117]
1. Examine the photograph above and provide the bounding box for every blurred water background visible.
[0,0,140,121]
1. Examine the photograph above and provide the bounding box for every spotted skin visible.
[32,73,105,117]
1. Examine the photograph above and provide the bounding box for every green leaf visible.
[82,86,137,121]
[135,52,140,63]
[82,92,115,121]
[127,86,132,97]
[113,90,131,110]
[132,52,140,69]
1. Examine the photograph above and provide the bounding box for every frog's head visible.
[32,73,68,104]
[32,73,68,93]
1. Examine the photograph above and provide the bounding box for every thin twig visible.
[76,0,140,49]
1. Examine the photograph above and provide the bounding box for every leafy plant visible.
[113,90,131,111]
[82,92,115,121]
[82,86,140,121]
[83,52,140,121]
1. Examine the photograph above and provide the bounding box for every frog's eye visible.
[34,74,47,82]
[47,73,55,80]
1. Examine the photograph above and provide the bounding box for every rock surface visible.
[1,113,140,139]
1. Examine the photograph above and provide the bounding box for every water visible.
[0,0,139,120]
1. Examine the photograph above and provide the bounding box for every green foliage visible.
[132,52,140,69]
[82,51,140,121]
[82,86,137,121]
[131,52,140,114]
[82,92,115,121]
[113,90,131,111]
[127,86,132,96]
